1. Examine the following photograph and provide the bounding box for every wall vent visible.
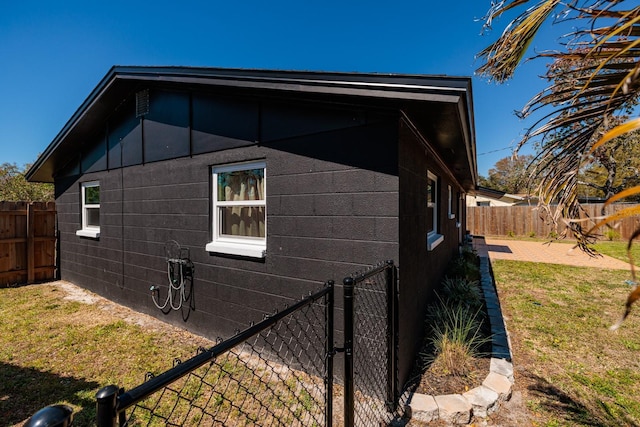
[136,89,150,118]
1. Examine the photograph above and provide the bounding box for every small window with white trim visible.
[76,181,100,238]
[206,161,266,258]
[426,171,443,251]
[448,185,455,219]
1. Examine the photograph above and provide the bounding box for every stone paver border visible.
[405,236,514,424]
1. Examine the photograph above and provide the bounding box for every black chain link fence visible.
[97,284,333,427]
[27,261,405,427]
[343,260,404,427]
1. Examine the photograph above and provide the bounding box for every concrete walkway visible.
[485,238,632,270]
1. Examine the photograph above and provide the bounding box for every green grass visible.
[593,240,640,267]
[0,283,326,426]
[0,284,211,425]
[492,259,640,426]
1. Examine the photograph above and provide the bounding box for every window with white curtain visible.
[76,181,100,238]
[206,161,266,258]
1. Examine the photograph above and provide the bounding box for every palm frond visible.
[478,1,640,251]
[590,118,640,152]
[477,0,562,82]
[585,205,640,236]
[603,184,640,206]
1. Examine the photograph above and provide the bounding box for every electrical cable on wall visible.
[150,240,194,311]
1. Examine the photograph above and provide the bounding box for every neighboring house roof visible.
[469,186,535,206]
[473,186,507,200]
[27,66,477,189]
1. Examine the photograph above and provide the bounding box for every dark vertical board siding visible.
[261,102,367,142]
[48,81,472,396]
[143,90,190,162]
[108,98,142,168]
[191,93,259,154]
[82,131,107,173]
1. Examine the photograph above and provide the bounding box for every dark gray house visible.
[27,66,477,388]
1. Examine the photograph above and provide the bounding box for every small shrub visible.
[441,276,482,311]
[507,230,515,238]
[447,252,480,281]
[461,245,478,264]
[528,231,536,238]
[422,301,490,376]
[604,228,620,241]
[415,244,489,384]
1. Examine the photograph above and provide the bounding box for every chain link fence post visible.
[96,384,119,427]
[25,404,73,427]
[343,276,355,427]
[325,280,335,427]
[385,261,398,411]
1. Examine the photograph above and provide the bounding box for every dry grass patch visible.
[0,282,213,426]
[1,281,329,426]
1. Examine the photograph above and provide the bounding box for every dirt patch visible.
[415,356,491,396]
[54,280,213,347]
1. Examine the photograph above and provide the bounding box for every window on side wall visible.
[206,161,266,258]
[426,171,443,251]
[448,185,455,219]
[76,181,100,238]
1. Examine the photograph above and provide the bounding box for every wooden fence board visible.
[467,203,640,240]
[0,202,57,287]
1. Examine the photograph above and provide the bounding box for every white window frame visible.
[76,180,100,238]
[206,161,266,258]
[448,185,456,220]
[426,171,443,251]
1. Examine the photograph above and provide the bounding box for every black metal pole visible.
[25,404,74,427]
[343,276,355,427]
[96,384,119,427]
[325,280,334,427]
[385,261,398,411]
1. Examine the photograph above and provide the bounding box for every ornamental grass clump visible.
[422,296,490,377]
[447,248,481,281]
[419,248,490,378]
[441,276,483,312]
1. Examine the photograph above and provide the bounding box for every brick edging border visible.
[404,236,514,424]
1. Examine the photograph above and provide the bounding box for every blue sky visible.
[1,0,558,176]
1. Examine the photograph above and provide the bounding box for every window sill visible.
[427,233,444,251]
[76,229,100,239]
[206,241,266,258]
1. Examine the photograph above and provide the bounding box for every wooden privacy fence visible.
[467,203,640,240]
[0,202,57,286]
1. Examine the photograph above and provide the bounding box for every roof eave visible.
[27,66,477,184]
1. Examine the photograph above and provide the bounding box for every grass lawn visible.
[593,240,640,267]
[0,282,214,426]
[492,259,640,426]
[4,248,640,426]
[1,282,327,426]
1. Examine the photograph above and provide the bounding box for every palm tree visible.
[476,0,640,253]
